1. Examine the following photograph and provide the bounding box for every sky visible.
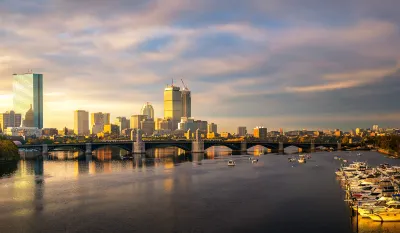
[0,0,400,132]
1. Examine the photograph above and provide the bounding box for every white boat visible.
[228,160,235,166]
[369,212,400,222]
[252,159,259,163]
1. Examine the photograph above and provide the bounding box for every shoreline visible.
[378,148,399,158]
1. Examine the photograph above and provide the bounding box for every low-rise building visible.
[5,127,42,138]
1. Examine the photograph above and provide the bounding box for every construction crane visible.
[181,79,188,90]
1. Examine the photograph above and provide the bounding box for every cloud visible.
[0,0,399,131]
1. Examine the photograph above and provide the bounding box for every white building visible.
[5,127,42,137]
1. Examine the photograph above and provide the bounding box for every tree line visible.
[0,137,20,160]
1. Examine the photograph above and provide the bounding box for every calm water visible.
[0,148,399,233]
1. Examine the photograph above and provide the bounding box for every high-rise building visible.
[140,118,155,136]
[141,102,154,119]
[195,120,208,132]
[0,110,22,132]
[181,87,191,118]
[207,123,217,134]
[130,115,147,129]
[372,125,379,132]
[155,118,163,130]
[355,128,361,136]
[159,118,172,131]
[91,112,110,134]
[254,126,267,139]
[115,117,129,133]
[13,72,43,129]
[164,84,182,130]
[74,110,89,136]
[237,126,247,137]
[178,117,196,132]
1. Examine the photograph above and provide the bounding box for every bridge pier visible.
[240,141,247,153]
[192,129,204,153]
[133,129,146,154]
[337,142,342,151]
[42,144,48,155]
[311,141,315,153]
[278,142,284,154]
[85,143,92,155]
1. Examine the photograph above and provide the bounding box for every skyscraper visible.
[115,117,129,133]
[164,84,182,130]
[181,87,191,118]
[207,123,217,134]
[74,110,89,136]
[13,72,43,129]
[254,126,267,139]
[237,126,247,137]
[91,112,110,134]
[130,115,147,129]
[141,102,154,119]
[0,110,22,132]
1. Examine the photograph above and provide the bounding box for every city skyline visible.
[1,1,400,131]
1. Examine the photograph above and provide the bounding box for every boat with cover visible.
[228,160,235,166]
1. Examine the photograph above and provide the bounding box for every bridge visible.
[18,130,358,155]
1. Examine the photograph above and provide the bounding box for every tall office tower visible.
[74,110,89,136]
[181,90,191,118]
[237,126,247,137]
[115,117,129,133]
[164,84,182,130]
[91,112,110,134]
[195,120,208,132]
[155,118,163,130]
[372,125,379,132]
[140,118,155,136]
[254,126,267,139]
[141,102,154,119]
[130,114,147,129]
[0,110,22,132]
[13,72,43,129]
[207,123,218,134]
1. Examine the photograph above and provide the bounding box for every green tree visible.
[0,139,20,160]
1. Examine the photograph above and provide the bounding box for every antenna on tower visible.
[172,78,174,87]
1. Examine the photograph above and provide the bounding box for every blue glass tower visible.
[13,73,43,129]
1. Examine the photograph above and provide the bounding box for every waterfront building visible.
[155,118,163,130]
[355,128,361,135]
[91,112,110,134]
[220,132,231,138]
[121,128,133,137]
[164,84,182,130]
[207,123,217,134]
[74,110,89,136]
[140,118,155,136]
[5,127,42,137]
[254,126,267,139]
[372,125,379,132]
[334,129,342,137]
[237,126,247,137]
[42,128,58,136]
[159,119,173,131]
[130,115,147,129]
[207,132,217,139]
[13,72,43,129]
[103,124,119,135]
[114,117,129,134]
[0,110,22,132]
[195,120,208,132]
[178,117,196,132]
[140,102,154,119]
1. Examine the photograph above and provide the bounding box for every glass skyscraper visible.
[13,73,43,129]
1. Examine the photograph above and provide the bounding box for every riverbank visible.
[378,148,399,157]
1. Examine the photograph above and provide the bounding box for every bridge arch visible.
[145,143,192,152]
[48,145,86,153]
[91,144,132,152]
[204,143,240,151]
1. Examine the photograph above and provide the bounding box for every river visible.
[0,148,399,233]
